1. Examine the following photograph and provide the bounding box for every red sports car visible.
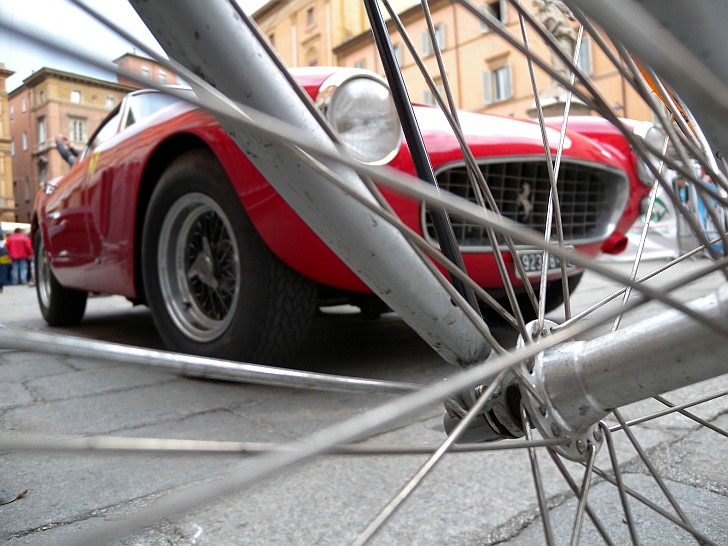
[32,67,651,363]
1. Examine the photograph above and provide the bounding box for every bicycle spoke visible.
[653,395,728,439]
[590,465,718,545]
[516,4,577,327]
[558,248,728,329]
[522,405,555,545]
[611,136,670,332]
[548,450,616,546]
[352,373,507,545]
[380,0,536,332]
[612,409,696,532]
[570,443,597,546]
[0,434,565,456]
[600,423,640,544]
[611,388,728,431]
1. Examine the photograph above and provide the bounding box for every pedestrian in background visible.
[55,134,80,166]
[0,231,6,292]
[6,228,33,285]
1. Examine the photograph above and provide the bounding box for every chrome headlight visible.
[316,70,401,165]
[632,121,667,186]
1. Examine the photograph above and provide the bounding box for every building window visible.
[69,118,87,143]
[354,59,367,69]
[38,118,46,146]
[159,70,167,84]
[480,0,508,32]
[38,165,48,188]
[306,7,315,27]
[141,65,151,79]
[10,138,15,156]
[105,96,116,109]
[21,97,26,112]
[39,90,45,104]
[70,90,82,104]
[393,43,404,67]
[21,132,28,151]
[9,105,13,122]
[423,81,446,106]
[24,177,30,203]
[577,36,594,76]
[421,24,446,56]
[306,47,318,66]
[482,64,513,104]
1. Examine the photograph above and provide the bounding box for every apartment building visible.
[254,0,415,67]
[114,52,180,88]
[8,68,132,223]
[254,0,652,122]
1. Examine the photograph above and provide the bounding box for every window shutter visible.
[479,4,490,33]
[499,0,509,24]
[421,31,431,56]
[482,70,493,105]
[504,64,514,100]
[393,43,403,67]
[578,37,594,75]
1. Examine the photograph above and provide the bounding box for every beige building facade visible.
[254,0,652,122]
[254,0,415,67]
[0,64,15,222]
[8,69,132,223]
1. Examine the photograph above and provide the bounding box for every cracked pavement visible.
[1,259,727,545]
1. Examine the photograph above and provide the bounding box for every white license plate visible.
[515,249,574,278]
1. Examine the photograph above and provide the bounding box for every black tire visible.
[142,150,317,363]
[35,232,88,326]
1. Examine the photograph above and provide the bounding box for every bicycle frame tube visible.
[530,285,728,434]
[128,0,492,367]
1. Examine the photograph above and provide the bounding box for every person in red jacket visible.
[6,228,33,285]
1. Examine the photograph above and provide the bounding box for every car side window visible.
[124,92,179,129]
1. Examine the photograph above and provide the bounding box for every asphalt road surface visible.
[1,258,727,545]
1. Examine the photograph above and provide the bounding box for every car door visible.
[44,103,124,273]
[82,91,180,294]
[43,161,91,267]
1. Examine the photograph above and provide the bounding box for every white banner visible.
[613,184,680,262]
[611,170,726,262]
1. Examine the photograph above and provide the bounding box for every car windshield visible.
[81,90,189,160]
[123,91,182,129]
[81,105,122,160]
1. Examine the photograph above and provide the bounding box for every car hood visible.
[413,106,621,169]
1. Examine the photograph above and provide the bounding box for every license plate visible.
[515,249,574,278]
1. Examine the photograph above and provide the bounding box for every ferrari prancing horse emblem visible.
[517,182,534,221]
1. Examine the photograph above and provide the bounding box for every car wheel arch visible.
[134,134,219,303]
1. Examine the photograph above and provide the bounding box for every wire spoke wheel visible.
[2,0,728,545]
[159,193,241,341]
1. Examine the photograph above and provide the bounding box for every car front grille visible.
[423,159,628,249]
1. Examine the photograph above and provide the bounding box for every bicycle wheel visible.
[2,0,728,544]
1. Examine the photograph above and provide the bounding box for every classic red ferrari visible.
[32,67,651,363]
